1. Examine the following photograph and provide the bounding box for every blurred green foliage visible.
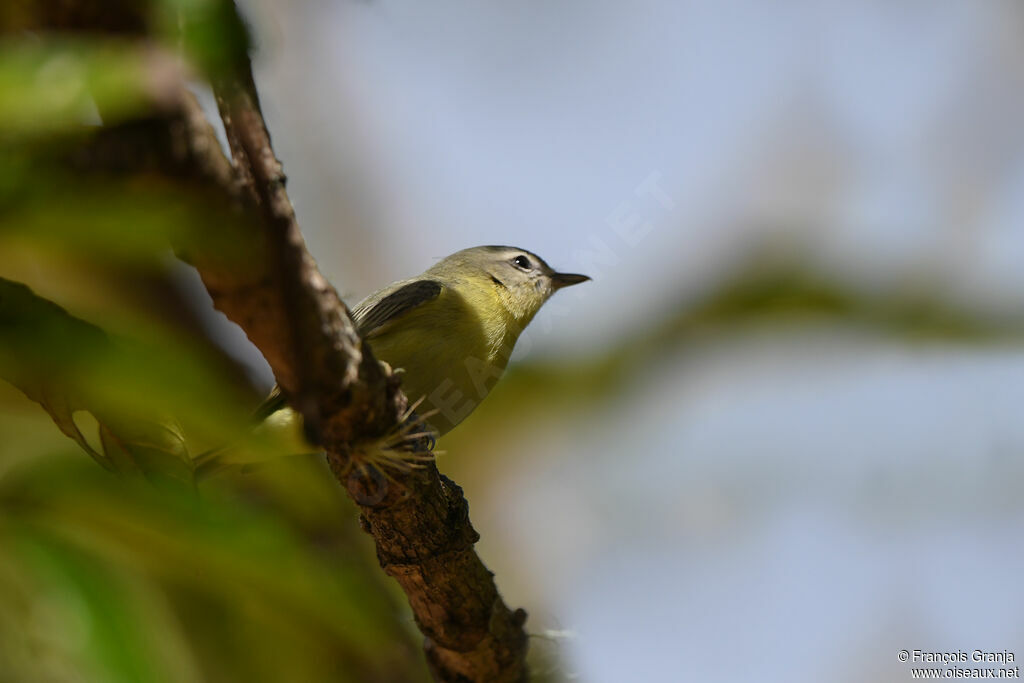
[0,39,151,139]
[0,14,429,682]
[0,271,431,680]
[0,412,428,683]
[1,0,249,80]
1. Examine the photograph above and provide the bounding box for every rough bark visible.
[200,64,530,682]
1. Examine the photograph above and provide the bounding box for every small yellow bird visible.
[258,245,589,441]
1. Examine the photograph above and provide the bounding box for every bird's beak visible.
[550,271,591,289]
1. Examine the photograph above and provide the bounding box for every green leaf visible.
[0,38,156,138]
[0,277,247,480]
[0,457,429,683]
[34,387,115,472]
[152,0,251,78]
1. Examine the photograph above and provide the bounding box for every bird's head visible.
[432,245,590,324]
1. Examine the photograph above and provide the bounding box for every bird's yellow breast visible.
[365,282,518,436]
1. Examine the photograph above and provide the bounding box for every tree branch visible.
[55,23,531,680]
[199,61,530,681]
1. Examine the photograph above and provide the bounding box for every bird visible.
[257,245,588,437]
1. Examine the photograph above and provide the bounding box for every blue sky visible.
[231,1,1024,679]
[250,0,1024,347]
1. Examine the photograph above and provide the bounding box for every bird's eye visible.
[512,255,532,270]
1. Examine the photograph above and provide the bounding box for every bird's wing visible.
[251,279,442,421]
[351,278,443,337]
[251,384,287,422]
